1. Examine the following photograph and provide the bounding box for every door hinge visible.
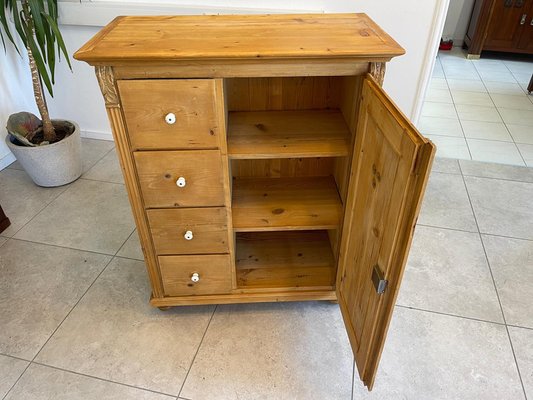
[372,264,388,295]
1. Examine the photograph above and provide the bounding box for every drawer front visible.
[159,254,232,296]
[118,79,219,150]
[147,208,229,255]
[135,150,225,208]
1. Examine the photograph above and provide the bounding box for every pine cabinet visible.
[75,14,435,389]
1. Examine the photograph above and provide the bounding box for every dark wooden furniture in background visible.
[0,205,10,234]
[465,0,533,58]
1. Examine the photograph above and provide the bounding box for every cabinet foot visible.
[329,300,339,304]
[158,306,172,311]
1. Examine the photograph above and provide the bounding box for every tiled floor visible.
[420,47,533,166]
[1,139,533,399]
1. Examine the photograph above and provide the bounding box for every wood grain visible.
[150,290,337,307]
[236,231,336,289]
[226,76,342,111]
[228,110,350,159]
[113,60,370,79]
[159,254,232,296]
[75,14,404,64]
[118,79,219,150]
[336,76,435,389]
[147,208,229,255]
[232,176,342,231]
[134,150,225,208]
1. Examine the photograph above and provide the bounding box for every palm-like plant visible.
[1,0,70,144]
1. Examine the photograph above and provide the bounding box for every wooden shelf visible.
[227,110,351,159]
[236,231,336,289]
[232,176,342,232]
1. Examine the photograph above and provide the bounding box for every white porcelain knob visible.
[184,230,194,241]
[165,113,176,125]
[191,272,200,283]
[176,177,186,187]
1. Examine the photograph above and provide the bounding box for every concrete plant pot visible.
[6,120,82,187]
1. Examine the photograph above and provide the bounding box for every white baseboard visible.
[0,151,16,171]
[81,130,114,142]
[411,0,450,123]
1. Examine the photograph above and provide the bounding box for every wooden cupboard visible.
[75,14,435,389]
[466,0,533,57]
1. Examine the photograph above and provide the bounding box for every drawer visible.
[147,208,229,255]
[117,79,219,150]
[159,254,232,296]
[135,150,226,208]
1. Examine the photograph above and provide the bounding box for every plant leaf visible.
[42,12,70,70]
[10,1,28,49]
[27,0,46,59]
[0,0,21,54]
[8,131,38,147]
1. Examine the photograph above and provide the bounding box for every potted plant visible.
[1,0,81,187]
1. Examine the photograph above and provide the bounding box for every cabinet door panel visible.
[518,1,533,50]
[337,76,434,389]
[485,0,531,50]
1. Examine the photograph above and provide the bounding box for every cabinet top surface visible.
[74,13,404,64]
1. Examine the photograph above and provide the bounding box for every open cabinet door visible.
[337,75,435,389]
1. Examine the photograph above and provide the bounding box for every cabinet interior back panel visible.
[226,77,342,111]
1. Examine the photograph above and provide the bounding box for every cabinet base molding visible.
[150,290,337,307]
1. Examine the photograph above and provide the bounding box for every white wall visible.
[0,23,38,169]
[442,0,475,45]
[1,1,447,163]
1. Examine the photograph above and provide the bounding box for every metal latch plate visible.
[372,264,388,295]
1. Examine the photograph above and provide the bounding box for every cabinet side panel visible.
[216,78,237,289]
[95,66,164,298]
[329,75,366,262]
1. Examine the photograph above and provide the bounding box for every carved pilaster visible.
[370,62,386,86]
[95,66,120,108]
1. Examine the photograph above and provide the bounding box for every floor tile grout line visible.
[508,324,533,332]
[458,162,528,400]
[177,305,218,399]
[29,361,178,399]
[30,255,116,363]
[1,359,32,400]
[30,227,132,363]
[441,65,474,160]
[81,142,117,178]
[1,177,70,239]
[417,223,533,244]
[350,358,355,400]
[115,229,137,258]
[427,132,533,158]
[395,305,506,327]
[1,140,115,236]
[3,231,176,399]
[479,71,529,166]
[0,352,32,363]
[3,141,118,239]
[430,51,532,164]
[460,172,533,185]
[3,236,122,258]
[78,176,125,186]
